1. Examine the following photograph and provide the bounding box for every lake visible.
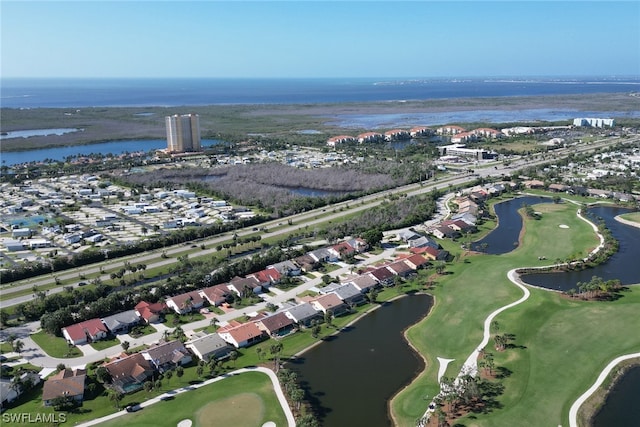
[2,139,224,166]
[288,294,431,427]
[592,365,640,427]
[471,195,552,254]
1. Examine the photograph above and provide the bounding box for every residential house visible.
[1,372,41,410]
[62,319,108,345]
[199,284,232,307]
[587,188,612,198]
[332,283,366,306]
[293,254,319,272]
[0,379,19,409]
[255,312,295,337]
[166,290,205,315]
[101,310,140,334]
[141,340,192,373]
[345,274,379,293]
[218,321,265,348]
[397,229,421,242]
[523,180,545,189]
[409,236,440,250]
[283,303,323,327]
[269,260,301,276]
[248,267,282,287]
[429,225,460,239]
[42,368,86,407]
[104,353,155,394]
[308,247,336,263]
[367,266,395,286]
[185,333,232,362]
[309,293,348,317]
[329,241,357,260]
[385,261,414,278]
[227,276,263,297]
[401,254,430,270]
[134,300,167,324]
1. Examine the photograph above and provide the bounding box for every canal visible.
[287,294,432,427]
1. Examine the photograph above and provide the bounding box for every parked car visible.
[125,405,141,412]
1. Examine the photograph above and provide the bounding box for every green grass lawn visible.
[619,211,640,224]
[90,336,122,351]
[30,331,82,358]
[93,371,287,427]
[390,200,640,426]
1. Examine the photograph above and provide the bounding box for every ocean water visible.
[1,77,639,108]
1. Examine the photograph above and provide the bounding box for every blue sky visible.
[2,1,639,78]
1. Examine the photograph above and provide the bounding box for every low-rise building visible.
[185,333,232,362]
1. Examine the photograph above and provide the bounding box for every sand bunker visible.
[177,420,192,427]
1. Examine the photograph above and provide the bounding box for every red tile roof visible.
[62,318,107,342]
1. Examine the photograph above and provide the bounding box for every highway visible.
[0,136,629,308]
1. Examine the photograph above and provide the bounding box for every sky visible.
[1,1,639,79]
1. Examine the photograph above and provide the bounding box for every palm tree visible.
[270,342,283,372]
[13,339,24,355]
[108,389,123,409]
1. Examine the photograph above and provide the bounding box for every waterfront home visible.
[134,300,167,324]
[103,353,155,394]
[332,283,366,306]
[218,321,265,348]
[166,290,205,315]
[255,312,295,337]
[185,333,232,362]
[42,368,86,407]
[141,340,192,373]
[309,293,348,317]
[101,310,140,334]
[283,303,323,327]
[385,261,415,278]
[366,266,395,286]
[344,274,379,293]
[62,319,108,345]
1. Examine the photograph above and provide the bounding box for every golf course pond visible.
[287,294,432,427]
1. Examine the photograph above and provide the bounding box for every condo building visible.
[165,113,201,153]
